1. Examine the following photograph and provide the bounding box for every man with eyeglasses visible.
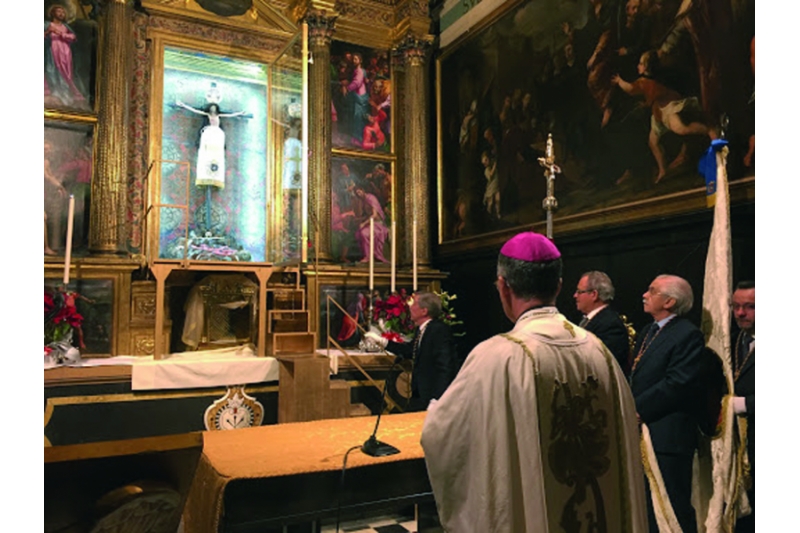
[421,232,647,532]
[574,271,631,376]
[731,280,755,533]
[631,274,710,533]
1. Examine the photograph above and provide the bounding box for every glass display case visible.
[155,46,269,262]
[148,36,306,265]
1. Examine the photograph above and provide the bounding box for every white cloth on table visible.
[131,345,278,391]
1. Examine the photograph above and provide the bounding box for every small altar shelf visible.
[183,411,431,533]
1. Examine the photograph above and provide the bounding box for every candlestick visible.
[390,221,396,293]
[412,220,418,291]
[369,218,374,291]
[63,195,75,285]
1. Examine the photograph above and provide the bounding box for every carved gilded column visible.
[391,52,407,260]
[90,0,133,254]
[304,11,336,263]
[398,35,433,267]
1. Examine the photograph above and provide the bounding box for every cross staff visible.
[537,133,561,239]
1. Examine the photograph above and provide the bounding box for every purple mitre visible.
[500,232,561,262]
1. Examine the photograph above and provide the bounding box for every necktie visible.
[640,322,660,350]
[632,323,660,374]
[412,330,421,363]
[579,316,589,328]
[743,332,753,351]
[739,333,752,366]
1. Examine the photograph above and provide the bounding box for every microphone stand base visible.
[361,437,400,457]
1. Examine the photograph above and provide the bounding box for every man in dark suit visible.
[574,270,632,375]
[366,291,458,412]
[631,274,710,533]
[731,280,755,533]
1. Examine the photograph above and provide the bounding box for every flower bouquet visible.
[372,289,416,343]
[367,289,465,346]
[44,289,83,365]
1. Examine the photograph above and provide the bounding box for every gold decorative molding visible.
[142,0,298,36]
[392,0,431,41]
[133,295,156,320]
[334,0,395,47]
[305,9,338,45]
[436,177,756,257]
[290,0,411,49]
[393,32,434,64]
[287,0,339,25]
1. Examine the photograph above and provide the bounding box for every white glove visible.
[364,331,388,348]
[732,396,747,415]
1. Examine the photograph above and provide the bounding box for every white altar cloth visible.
[45,346,279,391]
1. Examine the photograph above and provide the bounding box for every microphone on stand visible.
[361,359,401,457]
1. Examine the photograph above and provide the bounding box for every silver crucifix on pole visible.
[537,133,561,239]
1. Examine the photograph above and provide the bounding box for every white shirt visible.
[584,303,609,322]
[416,318,432,344]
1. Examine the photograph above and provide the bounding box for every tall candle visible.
[63,195,75,285]
[369,218,374,291]
[390,221,396,293]
[412,220,418,291]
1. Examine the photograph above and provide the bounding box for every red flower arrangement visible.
[371,289,464,343]
[44,290,84,347]
[372,289,415,341]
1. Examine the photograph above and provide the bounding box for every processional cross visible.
[537,133,561,239]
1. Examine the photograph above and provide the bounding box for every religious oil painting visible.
[45,278,113,355]
[330,41,392,153]
[331,155,394,265]
[44,120,93,258]
[437,0,755,244]
[44,0,98,113]
[158,47,268,262]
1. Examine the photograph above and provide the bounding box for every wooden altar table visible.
[183,411,432,533]
[44,349,280,446]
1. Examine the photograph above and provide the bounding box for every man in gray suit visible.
[574,271,631,375]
